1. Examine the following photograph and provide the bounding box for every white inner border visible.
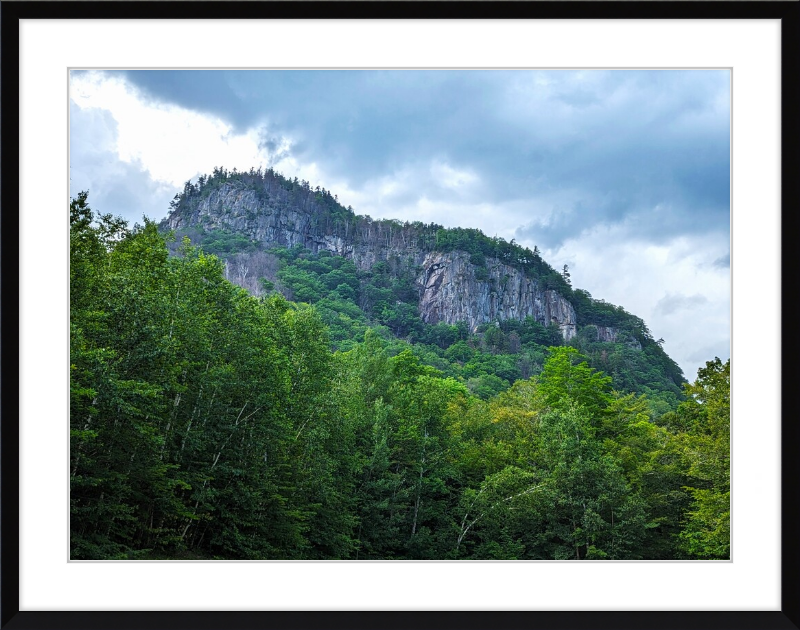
[20,19,780,611]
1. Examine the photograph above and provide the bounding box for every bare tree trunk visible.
[457,483,544,550]
[411,430,427,537]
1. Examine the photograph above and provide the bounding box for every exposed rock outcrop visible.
[163,182,427,270]
[596,326,619,343]
[163,181,579,338]
[417,252,577,339]
[589,325,642,351]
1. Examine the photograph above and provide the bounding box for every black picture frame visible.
[2,2,797,629]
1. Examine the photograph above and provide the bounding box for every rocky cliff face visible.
[163,182,427,269]
[588,325,642,350]
[165,183,340,253]
[418,252,577,339]
[596,326,619,343]
[163,181,578,339]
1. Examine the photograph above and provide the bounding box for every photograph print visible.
[69,69,730,561]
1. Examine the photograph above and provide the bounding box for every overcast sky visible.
[69,69,730,381]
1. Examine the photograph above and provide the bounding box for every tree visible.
[532,406,648,559]
[538,347,613,419]
[676,358,730,559]
[71,185,712,561]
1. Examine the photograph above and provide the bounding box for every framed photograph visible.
[2,2,797,628]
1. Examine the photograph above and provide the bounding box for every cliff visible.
[162,175,576,339]
[418,252,576,338]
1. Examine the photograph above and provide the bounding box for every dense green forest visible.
[71,192,730,560]
[181,234,685,414]
[168,167,685,406]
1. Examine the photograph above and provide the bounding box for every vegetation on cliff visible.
[71,192,729,560]
[164,167,685,405]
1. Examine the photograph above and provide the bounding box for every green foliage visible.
[505,317,563,347]
[167,168,565,288]
[197,228,259,254]
[569,321,685,410]
[466,373,510,400]
[433,228,566,289]
[679,489,730,559]
[166,169,686,405]
[74,191,721,561]
[674,358,730,559]
[538,347,613,418]
[71,195,356,560]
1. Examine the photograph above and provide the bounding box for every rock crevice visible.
[417,252,577,339]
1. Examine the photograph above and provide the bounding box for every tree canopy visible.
[72,193,727,560]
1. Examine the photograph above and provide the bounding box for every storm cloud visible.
[654,292,710,317]
[112,69,730,249]
[68,69,731,378]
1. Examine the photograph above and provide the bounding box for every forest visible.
[70,191,730,560]
[168,166,685,409]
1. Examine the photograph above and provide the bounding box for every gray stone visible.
[163,181,579,339]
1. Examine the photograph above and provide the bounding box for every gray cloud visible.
[654,292,710,317]
[257,128,293,167]
[687,342,731,369]
[69,70,732,381]
[107,69,730,250]
[69,101,174,223]
[713,253,731,268]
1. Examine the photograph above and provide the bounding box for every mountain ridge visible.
[159,166,685,401]
[161,167,621,341]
